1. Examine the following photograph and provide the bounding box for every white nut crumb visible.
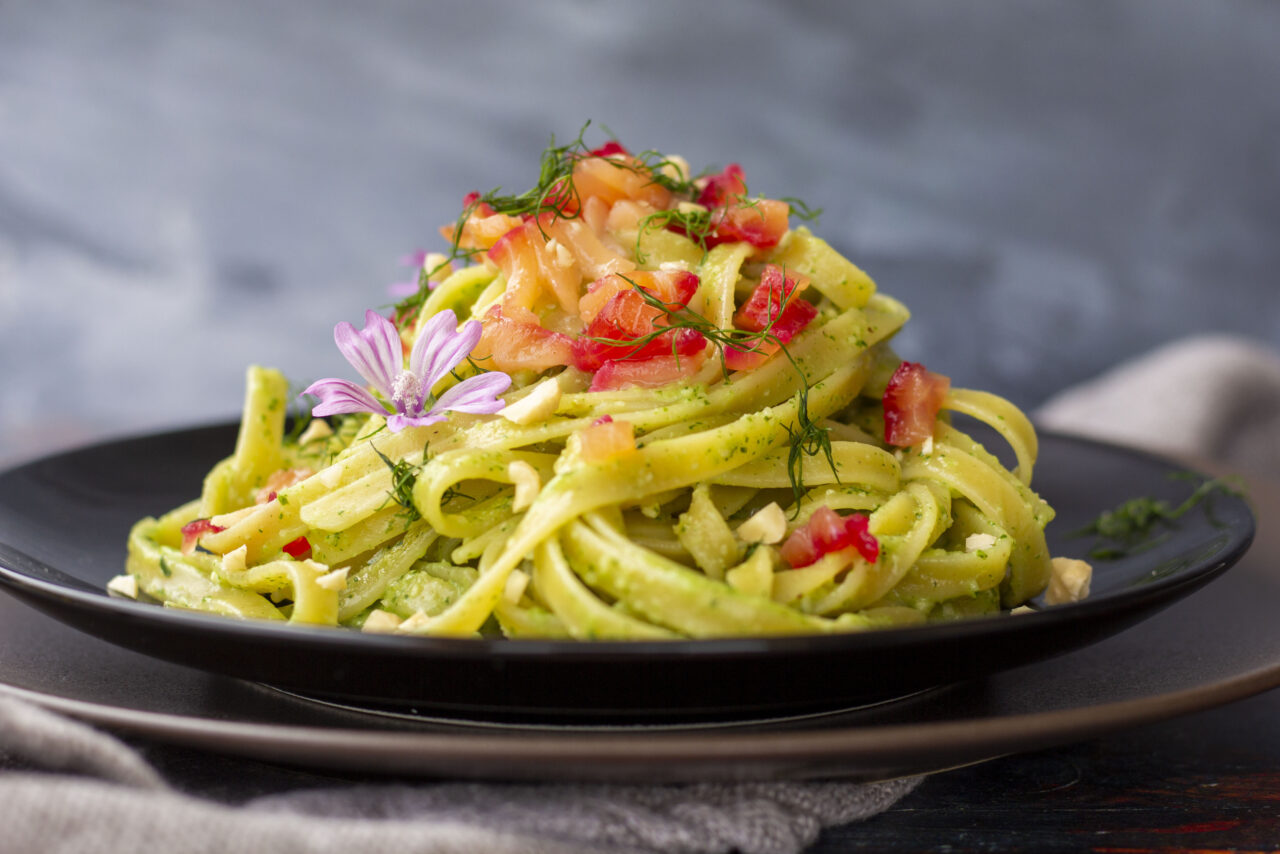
[507,460,542,513]
[736,502,788,544]
[221,546,248,575]
[660,154,691,183]
[107,575,138,599]
[500,378,562,425]
[546,238,576,269]
[920,436,934,455]
[361,609,403,633]
[504,569,530,605]
[296,418,333,446]
[1046,557,1093,605]
[1010,605,1036,615]
[396,610,433,633]
[315,567,349,591]
[423,252,452,279]
[964,533,998,553]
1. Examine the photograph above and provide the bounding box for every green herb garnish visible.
[1076,474,1244,559]
[591,275,835,511]
[633,206,715,263]
[395,122,818,313]
[372,442,424,521]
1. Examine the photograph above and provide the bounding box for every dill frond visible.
[372,442,424,521]
[594,275,835,509]
[1076,474,1245,560]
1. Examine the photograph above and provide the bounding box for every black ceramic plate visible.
[0,424,1255,722]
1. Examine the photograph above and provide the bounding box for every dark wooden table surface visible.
[814,686,1280,852]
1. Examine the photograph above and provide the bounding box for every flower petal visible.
[431,371,513,416]
[424,317,485,390]
[388,281,419,298]
[335,310,403,397]
[301,378,385,417]
[408,309,460,384]
[387,412,449,432]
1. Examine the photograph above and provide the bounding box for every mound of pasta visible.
[118,132,1085,639]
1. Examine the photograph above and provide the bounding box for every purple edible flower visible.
[303,309,511,432]
[387,281,420,298]
[390,250,443,296]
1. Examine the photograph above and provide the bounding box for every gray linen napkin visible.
[1036,334,1280,478]
[0,695,920,854]
[6,332,1279,854]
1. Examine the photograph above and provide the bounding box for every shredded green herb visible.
[372,443,424,521]
[396,122,818,313]
[1075,474,1244,559]
[391,127,832,505]
[633,206,715,263]
[778,196,823,222]
[591,275,835,511]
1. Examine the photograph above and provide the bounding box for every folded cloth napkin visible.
[1035,334,1280,478]
[0,696,920,854]
[6,332,1279,854]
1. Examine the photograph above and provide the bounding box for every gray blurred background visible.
[2,0,1278,465]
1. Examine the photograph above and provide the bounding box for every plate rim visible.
[0,425,1256,662]
[0,422,1270,780]
[3,660,1279,781]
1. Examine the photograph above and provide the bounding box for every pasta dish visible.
[115,131,1089,639]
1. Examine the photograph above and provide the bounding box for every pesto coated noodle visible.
[116,132,1089,639]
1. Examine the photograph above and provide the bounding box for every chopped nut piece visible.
[507,461,541,513]
[396,610,433,633]
[315,567,349,591]
[361,609,403,633]
[107,574,138,599]
[499,378,562,425]
[659,154,691,183]
[964,533,998,553]
[545,238,576,269]
[736,502,787,544]
[297,419,333,446]
[1046,557,1093,605]
[221,545,248,575]
[423,251,452,280]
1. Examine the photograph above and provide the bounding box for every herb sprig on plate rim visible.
[1075,473,1245,560]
